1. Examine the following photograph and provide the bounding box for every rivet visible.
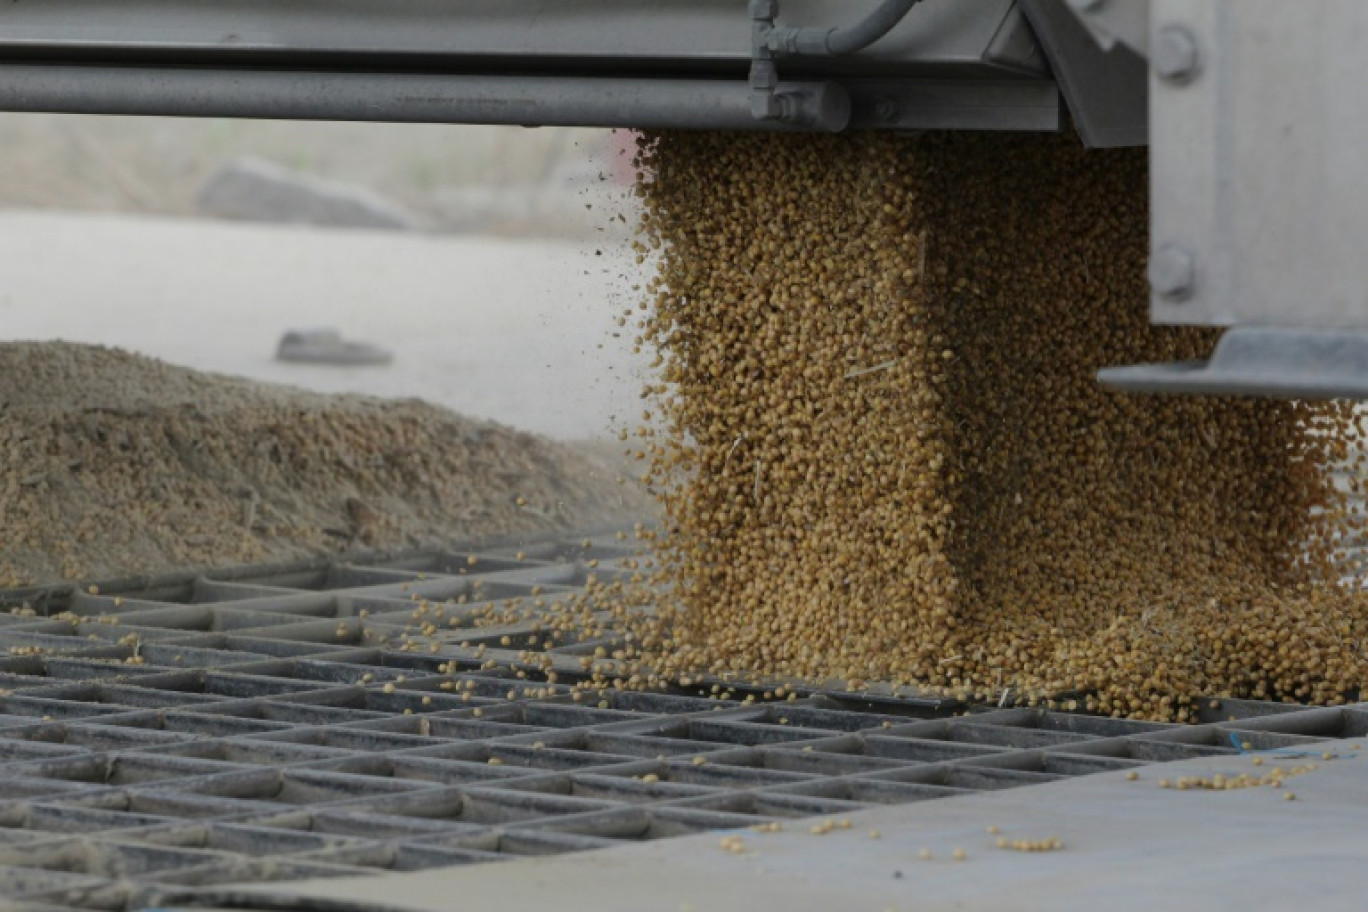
[1153,25,1200,82]
[1148,244,1196,300]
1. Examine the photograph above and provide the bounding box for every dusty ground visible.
[0,342,650,587]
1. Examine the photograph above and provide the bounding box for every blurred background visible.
[0,116,652,440]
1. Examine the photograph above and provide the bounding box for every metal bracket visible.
[1019,0,1147,147]
[1063,0,1151,55]
[1097,326,1368,399]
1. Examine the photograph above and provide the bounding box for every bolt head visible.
[751,94,783,121]
[1153,25,1200,82]
[750,67,779,91]
[1148,244,1196,300]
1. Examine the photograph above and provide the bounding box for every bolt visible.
[750,63,779,90]
[751,86,783,121]
[1148,244,1195,300]
[1153,25,1200,82]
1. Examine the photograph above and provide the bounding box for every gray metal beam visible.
[0,0,1045,78]
[0,0,1064,132]
[0,67,847,130]
[0,64,1056,132]
[846,77,1060,132]
[0,65,1058,132]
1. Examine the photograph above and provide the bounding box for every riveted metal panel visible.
[1150,0,1368,329]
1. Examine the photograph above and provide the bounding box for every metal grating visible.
[0,534,1363,911]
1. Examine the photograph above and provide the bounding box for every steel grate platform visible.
[0,534,1363,910]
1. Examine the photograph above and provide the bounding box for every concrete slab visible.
[248,739,1368,912]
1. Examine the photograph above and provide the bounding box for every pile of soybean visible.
[0,342,645,587]
[621,130,1368,722]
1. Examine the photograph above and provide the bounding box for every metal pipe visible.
[768,0,923,57]
[0,66,851,132]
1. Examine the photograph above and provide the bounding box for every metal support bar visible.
[0,66,852,131]
[0,0,1023,74]
[845,77,1060,132]
[1097,327,1368,400]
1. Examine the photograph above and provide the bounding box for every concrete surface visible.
[0,209,650,440]
[258,739,1368,912]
